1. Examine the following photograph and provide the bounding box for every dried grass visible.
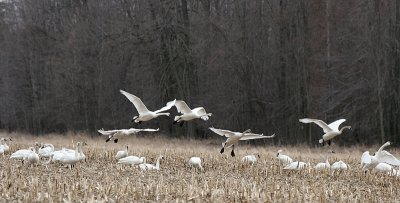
[0,131,399,202]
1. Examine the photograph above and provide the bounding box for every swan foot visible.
[220,147,224,154]
[231,149,235,157]
[327,140,331,146]
[114,139,119,143]
[105,138,111,142]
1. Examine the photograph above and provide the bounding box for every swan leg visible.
[114,139,119,143]
[105,138,111,142]
[231,145,235,157]
[327,140,332,146]
[173,120,178,125]
[220,147,225,154]
[179,121,185,127]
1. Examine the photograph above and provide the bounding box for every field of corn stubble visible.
[0,132,399,202]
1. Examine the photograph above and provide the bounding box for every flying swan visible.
[361,141,400,170]
[209,127,275,157]
[120,90,176,124]
[299,118,351,145]
[98,128,159,143]
[173,100,212,126]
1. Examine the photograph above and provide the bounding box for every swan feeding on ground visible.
[139,155,164,171]
[277,150,293,166]
[188,157,203,170]
[283,161,309,170]
[98,128,159,143]
[173,100,212,126]
[38,143,54,158]
[241,154,259,165]
[120,90,176,124]
[209,127,275,157]
[361,141,400,170]
[299,118,351,146]
[314,151,334,171]
[117,156,146,166]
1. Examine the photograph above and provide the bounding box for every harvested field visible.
[0,132,399,202]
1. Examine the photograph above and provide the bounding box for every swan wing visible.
[299,118,332,133]
[120,90,150,114]
[361,151,372,165]
[378,150,400,166]
[98,129,121,135]
[174,100,192,114]
[155,99,176,113]
[327,119,346,132]
[128,128,159,133]
[240,133,275,140]
[209,127,235,137]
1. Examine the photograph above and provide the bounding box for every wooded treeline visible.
[0,0,400,145]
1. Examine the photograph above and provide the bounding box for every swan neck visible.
[156,157,162,169]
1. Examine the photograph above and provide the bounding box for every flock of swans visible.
[1,90,400,175]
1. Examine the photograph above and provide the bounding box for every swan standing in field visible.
[10,143,40,161]
[283,161,309,170]
[277,150,293,166]
[0,138,11,155]
[98,128,159,143]
[25,147,40,165]
[299,118,351,146]
[188,157,203,170]
[173,100,212,126]
[120,90,176,124]
[361,141,400,170]
[117,156,146,166]
[209,127,275,157]
[241,154,259,165]
[139,155,164,171]
[57,142,83,169]
[116,145,129,160]
[38,143,54,158]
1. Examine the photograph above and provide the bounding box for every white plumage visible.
[139,155,164,171]
[331,160,348,170]
[241,154,259,164]
[361,141,400,170]
[277,150,293,166]
[98,128,159,143]
[116,145,129,160]
[188,157,203,170]
[299,118,351,145]
[173,100,212,126]
[117,156,146,166]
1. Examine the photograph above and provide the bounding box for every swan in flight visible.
[173,100,212,126]
[38,143,54,158]
[139,155,164,171]
[188,157,203,170]
[361,141,400,170]
[283,161,309,170]
[330,160,348,170]
[116,145,129,160]
[117,156,146,166]
[209,127,275,157]
[277,150,293,166]
[299,118,351,145]
[314,151,334,171]
[120,90,176,124]
[98,128,159,143]
[241,154,259,165]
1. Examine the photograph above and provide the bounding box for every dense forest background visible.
[0,0,400,145]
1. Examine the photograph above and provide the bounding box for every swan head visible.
[277,149,283,156]
[243,129,252,133]
[140,157,146,163]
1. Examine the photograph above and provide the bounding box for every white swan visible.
[283,161,309,170]
[117,156,146,166]
[330,160,348,170]
[116,145,129,160]
[0,138,11,154]
[98,128,159,143]
[58,142,83,169]
[38,143,54,158]
[188,157,203,170]
[373,163,396,174]
[241,154,259,165]
[173,100,212,126]
[139,155,164,171]
[314,151,334,171]
[361,141,400,170]
[120,90,176,124]
[299,118,351,145]
[10,145,37,161]
[277,150,293,166]
[25,147,40,165]
[209,127,275,157]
